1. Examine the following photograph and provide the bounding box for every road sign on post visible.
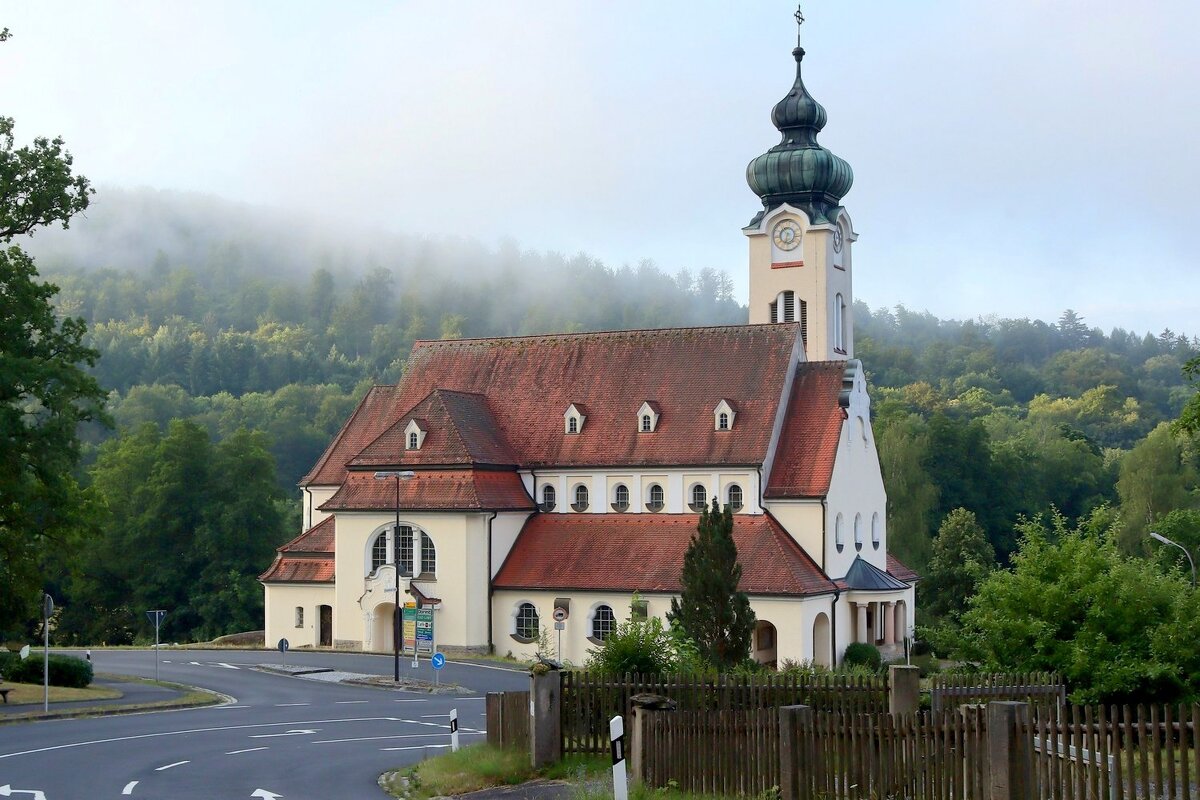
[278,637,289,669]
[146,610,167,682]
[431,651,445,687]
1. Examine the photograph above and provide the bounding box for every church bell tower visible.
[744,7,857,362]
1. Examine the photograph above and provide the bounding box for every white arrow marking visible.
[251,790,283,799]
[122,781,138,795]
[215,662,240,670]
[248,729,318,739]
[155,760,189,771]
[0,786,48,800]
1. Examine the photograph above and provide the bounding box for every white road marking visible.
[274,703,309,707]
[155,760,189,771]
[312,730,484,745]
[214,662,240,670]
[0,717,403,760]
[226,747,269,755]
[334,700,368,704]
[250,790,283,800]
[381,743,452,752]
[212,705,249,709]
[121,781,138,795]
[0,787,48,800]
[392,699,427,703]
[248,729,318,739]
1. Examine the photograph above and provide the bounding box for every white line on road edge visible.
[392,699,427,703]
[381,744,452,752]
[248,729,318,739]
[121,781,138,795]
[155,760,190,771]
[335,700,368,704]
[0,717,405,760]
[225,747,269,755]
[274,703,309,707]
[211,705,250,709]
[312,731,484,745]
[420,714,450,718]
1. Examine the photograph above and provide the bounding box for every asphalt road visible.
[0,649,531,800]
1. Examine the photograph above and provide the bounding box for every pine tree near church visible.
[668,499,756,669]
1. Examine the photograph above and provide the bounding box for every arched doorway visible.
[812,613,831,668]
[372,602,397,653]
[753,620,778,668]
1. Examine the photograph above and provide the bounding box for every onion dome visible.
[746,34,853,226]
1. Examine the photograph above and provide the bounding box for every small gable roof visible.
[260,517,335,583]
[765,361,848,498]
[302,384,399,486]
[350,389,516,468]
[276,515,335,554]
[493,513,836,596]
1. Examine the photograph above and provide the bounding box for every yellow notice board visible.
[402,602,417,651]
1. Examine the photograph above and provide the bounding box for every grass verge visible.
[381,744,606,799]
[0,681,122,705]
[0,675,223,723]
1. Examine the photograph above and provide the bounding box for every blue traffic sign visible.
[431,652,446,671]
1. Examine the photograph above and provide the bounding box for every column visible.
[855,602,868,644]
[884,601,896,645]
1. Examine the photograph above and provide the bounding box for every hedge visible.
[0,651,93,688]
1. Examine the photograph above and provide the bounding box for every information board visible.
[402,603,417,651]
[415,607,434,653]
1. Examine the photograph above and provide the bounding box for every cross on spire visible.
[794,5,805,46]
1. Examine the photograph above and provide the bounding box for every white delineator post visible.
[450,708,460,752]
[610,714,628,800]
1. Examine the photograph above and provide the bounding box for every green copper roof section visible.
[746,41,853,226]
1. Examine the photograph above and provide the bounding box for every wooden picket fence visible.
[560,670,888,755]
[641,708,780,796]
[931,671,1066,713]
[485,690,529,751]
[1026,703,1200,800]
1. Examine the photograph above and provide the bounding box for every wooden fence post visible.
[987,701,1033,800]
[889,665,920,715]
[778,704,813,800]
[530,668,561,768]
[486,692,502,748]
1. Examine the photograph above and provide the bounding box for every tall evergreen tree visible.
[668,499,755,670]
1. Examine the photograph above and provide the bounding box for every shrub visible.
[4,654,93,688]
[842,643,882,672]
[584,616,673,675]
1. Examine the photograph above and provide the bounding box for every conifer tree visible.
[668,499,755,669]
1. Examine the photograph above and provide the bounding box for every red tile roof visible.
[764,362,848,498]
[277,516,335,554]
[302,325,806,486]
[887,554,921,583]
[493,513,836,596]
[302,384,399,486]
[259,556,335,583]
[350,389,516,468]
[319,468,534,512]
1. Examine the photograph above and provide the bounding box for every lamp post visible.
[375,470,415,681]
[1150,531,1197,589]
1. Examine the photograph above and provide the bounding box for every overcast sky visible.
[4,1,1197,335]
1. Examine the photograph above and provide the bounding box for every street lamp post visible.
[1150,531,1197,589]
[375,470,415,681]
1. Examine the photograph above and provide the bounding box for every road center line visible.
[122,781,138,795]
[274,703,309,707]
[334,700,368,704]
[155,760,190,771]
[226,746,269,755]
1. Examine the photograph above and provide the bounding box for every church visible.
[260,17,917,668]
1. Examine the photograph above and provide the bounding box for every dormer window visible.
[647,484,664,512]
[404,419,427,450]
[564,404,587,435]
[637,401,660,433]
[714,400,736,431]
[540,484,556,512]
[612,484,630,512]
[572,484,589,512]
[689,483,708,512]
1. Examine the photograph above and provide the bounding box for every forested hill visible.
[34,189,1200,575]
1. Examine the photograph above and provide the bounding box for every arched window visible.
[728,484,743,512]
[718,412,730,430]
[420,530,436,575]
[515,603,539,640]
[835,513,844,552]
[572,484,589,512]
[567,416,578,434]
[871,513,881,550]
[833,293,846,352]
[591,605,616,641]
[541,484,556,512]
[854,513,863,551]
[647,484,664,512]
[407,431,418,450]
[690,484,707,512]
[371,531,388,572]
[613,484,630,512]
[641,415,652,432]
[295,607,304,628]
[397,525,414,576]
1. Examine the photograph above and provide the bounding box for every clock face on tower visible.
[833,226,844,253]
[772,219,801,252]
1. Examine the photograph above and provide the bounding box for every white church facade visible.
[260,18,917,668]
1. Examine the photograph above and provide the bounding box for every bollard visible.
[611,714,628,800]
[450,708,460,752]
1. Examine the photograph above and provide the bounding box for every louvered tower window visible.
[782,291,795,322]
